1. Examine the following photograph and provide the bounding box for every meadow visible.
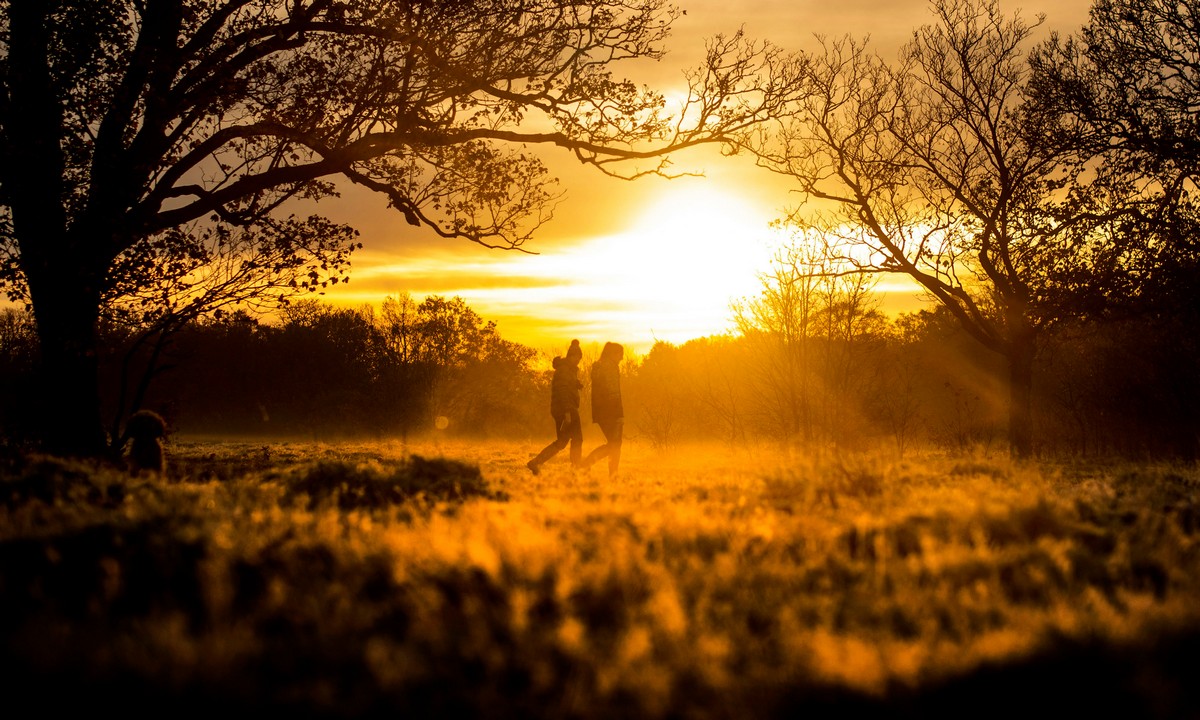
[1,437,1198,718]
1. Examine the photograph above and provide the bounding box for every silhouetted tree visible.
[746,0,1134,457]
[1022,0,1200,458]
[266,300,381,437]
[732,241,821,443]
[628,341,684,449]
[1037,314,1200,459]
[0,307,37,445]
[1028,0,1200,320]
[870,317,925,457]
[732,235,885,447]
[138,295,543,439]
[162,309,274,434]
[414,296,488,367]
[1031,0,1200,186]
[378,293,422,365]
[409,295,539,436]
[371,293,437,437]
[98,219,362,447]
[621,336,750,446]
[684,335,750,447]
[0,0,805,457]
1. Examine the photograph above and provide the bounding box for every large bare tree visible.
[745,0,1132,457]
[0,0,803,456]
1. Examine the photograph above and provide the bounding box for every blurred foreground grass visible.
[1,438,1198,718]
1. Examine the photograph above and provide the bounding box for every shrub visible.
[280,455,504,510]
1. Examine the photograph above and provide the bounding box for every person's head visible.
[565,338,583,365]
[600,341,624,364]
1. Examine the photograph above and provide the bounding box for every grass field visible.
[2,437,1198,718]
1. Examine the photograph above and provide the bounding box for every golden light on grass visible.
[3,439,1199,716]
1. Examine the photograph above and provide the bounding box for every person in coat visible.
[527,339,584,475]
[582,341,624,478]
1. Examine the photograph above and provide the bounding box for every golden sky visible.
[318,0,1094,357]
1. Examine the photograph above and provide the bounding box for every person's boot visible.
[526,459,540,476]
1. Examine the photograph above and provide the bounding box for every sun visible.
[629,184,776,292]
[342,181,787,354]
[569,182,781,344]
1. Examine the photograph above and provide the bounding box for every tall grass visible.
[1,438,1197,718]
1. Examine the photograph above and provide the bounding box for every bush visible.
[280,454,505,510]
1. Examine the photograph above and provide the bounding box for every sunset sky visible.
[316,0,1093,357]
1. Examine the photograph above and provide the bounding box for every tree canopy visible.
[1028,0,1200,315]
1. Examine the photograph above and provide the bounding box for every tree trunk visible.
[6,2,108,457]
[25,268,109,458]
[1007,327,1036,460]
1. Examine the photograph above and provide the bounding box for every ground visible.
[1,437,1197,718]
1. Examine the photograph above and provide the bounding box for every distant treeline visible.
[0,291,1196,458]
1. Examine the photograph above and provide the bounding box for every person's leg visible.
[568,411,583,467]
[583,441,609,468]
[585,418,617,469]
[607,418,624,478]
[528,414,569,473]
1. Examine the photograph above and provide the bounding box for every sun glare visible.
[336,183,786,354]
[568,184,780,345]
[631,186,774,294]
[329,181,932,354]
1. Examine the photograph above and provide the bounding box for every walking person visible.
[527,339,584,475]
[583,341,624,479]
